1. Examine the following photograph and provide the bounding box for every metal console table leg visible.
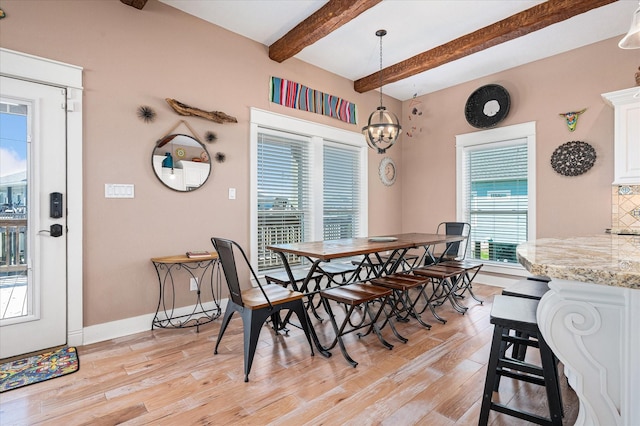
[151,252,222,332]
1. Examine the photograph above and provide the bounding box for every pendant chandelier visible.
[362,29,401,154]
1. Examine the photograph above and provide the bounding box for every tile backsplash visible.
[612,185,640,234]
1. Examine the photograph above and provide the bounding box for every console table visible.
[517,234,640,426]
[150,252,221,332]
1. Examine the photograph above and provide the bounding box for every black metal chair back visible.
[211,237,273,310]
[437,221,471,259]
[211,237,312,382]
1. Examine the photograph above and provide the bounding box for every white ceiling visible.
[158,0,638,101]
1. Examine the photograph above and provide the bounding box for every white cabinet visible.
[602,87,640,185]
[153,156,210,191]
[180,160,210,190]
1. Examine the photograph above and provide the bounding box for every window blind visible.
[323,143,360,241]
[257,130,310,271]
[463,141,528,264]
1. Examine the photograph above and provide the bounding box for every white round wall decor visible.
[379,157,397,186]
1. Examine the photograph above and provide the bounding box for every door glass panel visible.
[0,100,29,320]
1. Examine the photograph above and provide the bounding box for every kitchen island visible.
[517,234,640,426]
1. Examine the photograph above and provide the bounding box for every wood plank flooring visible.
[0,284,578,425]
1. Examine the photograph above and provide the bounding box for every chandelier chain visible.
[379,31,383,107]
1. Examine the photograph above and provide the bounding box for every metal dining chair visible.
[211,237,314,382]
[435,221,484,304]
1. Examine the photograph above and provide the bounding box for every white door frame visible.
[0,48,84,347]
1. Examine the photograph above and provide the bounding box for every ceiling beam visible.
[354,0,616,93]
[269,0,382,63]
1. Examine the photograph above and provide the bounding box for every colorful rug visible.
[0,346,79,392]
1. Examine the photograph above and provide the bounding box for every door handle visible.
[50,224,63,237]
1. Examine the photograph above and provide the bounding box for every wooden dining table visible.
[267,232,467,356]
[267,232,467,291]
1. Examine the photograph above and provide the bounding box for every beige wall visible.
[0,0,402,326]
[0,0,636,329]
[401,36,638,238]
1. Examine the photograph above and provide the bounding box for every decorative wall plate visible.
[550,141,596,176]
[175,147,186,159]
[465,84,510,128]
[379,157,397,186]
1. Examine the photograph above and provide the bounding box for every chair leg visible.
[214,304,236,355]
[362,297,400,346]
[290,300,315,356]
[242,308,274,382]
[479,324,505,426]
[322,298,360,367]
[539,335,564,425]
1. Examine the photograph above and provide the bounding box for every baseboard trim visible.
[82,299,226,346]
[81,271,520,346]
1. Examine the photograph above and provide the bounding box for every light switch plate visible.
[228,188,236,200]
[105,184,135,198]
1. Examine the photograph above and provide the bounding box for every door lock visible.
[50,192,63,218]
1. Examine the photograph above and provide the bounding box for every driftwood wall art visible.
[165,98,237,124]
[120,0,148,10]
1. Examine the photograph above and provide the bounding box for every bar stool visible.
[320,282,405,367]
[412,263,467,323]
[502,278,550,300]
[370,272,432,329]
[479,295,563,426]
[439,259,484,304]
[501,278,551,362]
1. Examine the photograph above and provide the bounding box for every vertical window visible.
[256,130,310,271]
[323,143,361,241]
[251,109,367,274]
[456,122,536,270]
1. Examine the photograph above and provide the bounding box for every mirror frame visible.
[152,134,212,192]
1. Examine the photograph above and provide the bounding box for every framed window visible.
[250,108,367,274]
[456,122,536,273]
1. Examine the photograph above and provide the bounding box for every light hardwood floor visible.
[0,284,577,425]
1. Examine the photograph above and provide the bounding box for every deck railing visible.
[0,218,27,273]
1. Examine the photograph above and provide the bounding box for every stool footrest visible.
[490,403,556,426]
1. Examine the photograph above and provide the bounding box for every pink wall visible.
[0,0,635,328]
[0,0,402,326]
[401,36,638,238]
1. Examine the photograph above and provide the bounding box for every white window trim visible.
[250,108,368,274]
[455,121,536,275]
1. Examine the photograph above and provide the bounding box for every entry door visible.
[0,76,67,358]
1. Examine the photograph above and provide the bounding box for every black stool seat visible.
[502,279,549,300]
[528,275,551,282]
[479,295,563,426]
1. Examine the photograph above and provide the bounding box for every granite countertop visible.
[516,234,640,289]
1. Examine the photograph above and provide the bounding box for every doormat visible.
[0,346,79,392]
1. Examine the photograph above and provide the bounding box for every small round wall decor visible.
[464,84,510,128]
[550,141,596,176]
[379,157,397,186]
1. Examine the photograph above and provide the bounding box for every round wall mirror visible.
[152,134,211,192]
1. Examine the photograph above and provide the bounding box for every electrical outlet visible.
[189,277,198,291]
